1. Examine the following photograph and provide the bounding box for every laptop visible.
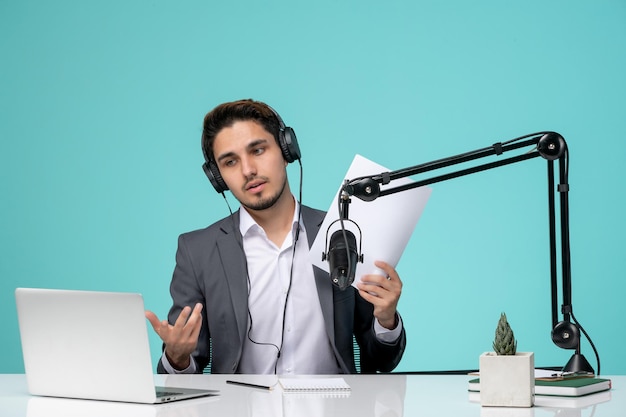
[15,287,219,404]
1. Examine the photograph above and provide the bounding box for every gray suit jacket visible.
[157,205,406,374]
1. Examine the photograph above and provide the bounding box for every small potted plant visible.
[479,313,534,407]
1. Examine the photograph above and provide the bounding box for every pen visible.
[226,380,273,390]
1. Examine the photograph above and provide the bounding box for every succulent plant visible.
[492,312,517,355]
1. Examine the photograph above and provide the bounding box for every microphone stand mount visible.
[339,131,596,374]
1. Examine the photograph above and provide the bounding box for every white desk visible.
[0,374,623,417]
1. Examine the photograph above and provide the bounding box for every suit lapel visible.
[215,212,249,348]
[303,206,351,372]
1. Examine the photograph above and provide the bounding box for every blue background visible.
[2,1,625,374]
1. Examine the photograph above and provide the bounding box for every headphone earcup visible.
[278,126,301,163]
[551,321,580,350]
[202,161,228,194]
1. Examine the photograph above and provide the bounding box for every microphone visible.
[326,230,359,291]
[322,190,364,291]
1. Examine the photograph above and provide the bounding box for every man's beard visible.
[241,175,288,211]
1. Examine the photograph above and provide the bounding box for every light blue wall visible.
[2,1,625,374]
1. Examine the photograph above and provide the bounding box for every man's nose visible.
[240,156,257,177]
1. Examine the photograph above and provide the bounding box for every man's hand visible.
[145,303,203,370]
[356,260,402,330]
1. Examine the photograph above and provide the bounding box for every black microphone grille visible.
[328,230,358,291]
[329,229,357,248]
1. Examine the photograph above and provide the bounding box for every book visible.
[533,390,612,408]
[469,389,612,408]
[468,377,612,397]
[278,377,351,393]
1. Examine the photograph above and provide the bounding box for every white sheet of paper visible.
[309,154,432,285]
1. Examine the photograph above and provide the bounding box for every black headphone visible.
[201,105,301,194]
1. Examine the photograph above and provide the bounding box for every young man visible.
[146,99,406,374]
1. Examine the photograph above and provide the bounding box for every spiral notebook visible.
[278,378,351,393]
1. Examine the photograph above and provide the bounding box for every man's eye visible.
[224,159,236,167]
[253,147,265,156]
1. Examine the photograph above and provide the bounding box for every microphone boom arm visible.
[339,131,597,374]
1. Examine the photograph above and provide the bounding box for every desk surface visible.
[0,374,623,417]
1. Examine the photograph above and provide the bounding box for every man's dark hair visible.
[201,99,280,161]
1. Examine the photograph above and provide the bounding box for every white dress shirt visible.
[236,203,338,374]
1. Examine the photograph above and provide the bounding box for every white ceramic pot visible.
[479,351,535,407]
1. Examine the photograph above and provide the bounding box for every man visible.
[146,99,406,374]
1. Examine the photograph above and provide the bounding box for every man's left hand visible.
[356,260,402,330]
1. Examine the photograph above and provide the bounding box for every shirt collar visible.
[239,195,302,238]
